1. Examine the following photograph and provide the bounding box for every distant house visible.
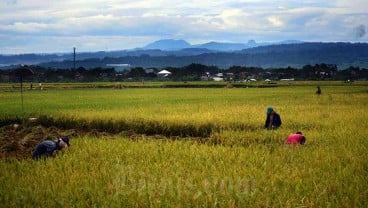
[243,78,257,82]
[106,63,131,71]
[280,78,295,81]
[213,77,224,81]
[157,70,172,77]
[216,73,223,77]
[212,72,224,81]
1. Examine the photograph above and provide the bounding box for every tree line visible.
[0,63,367,83]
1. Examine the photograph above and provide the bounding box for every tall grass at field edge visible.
[34,115,215,138]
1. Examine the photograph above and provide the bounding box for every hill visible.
[0,39,296,66]
[38,42,368,69]
[1,41,367,69]
[142,39,191,50]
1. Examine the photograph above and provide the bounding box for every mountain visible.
[143,39,191,50]
[34,42,368,70]
[193,42,247,51]
[0,39,305,66]
[278,40,304,44]
[142,39,304,51]
[1,40,367,69]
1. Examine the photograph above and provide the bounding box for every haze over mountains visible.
[1,39,367,69]
[1,39,299,66]
[142,39,304,51]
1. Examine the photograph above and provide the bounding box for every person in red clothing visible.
[285,132,306,145]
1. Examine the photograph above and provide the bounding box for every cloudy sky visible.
[1,0,367,54]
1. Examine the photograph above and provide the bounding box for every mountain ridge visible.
[143,39,191,50]
[142,39,305,51]
[1,40,367,69]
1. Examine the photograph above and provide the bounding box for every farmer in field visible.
[32,136,70,160]
[316,86,321,95]
[264,107,282,129]
[285,132,306,145]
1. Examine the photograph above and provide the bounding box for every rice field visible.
[0,82,367,207]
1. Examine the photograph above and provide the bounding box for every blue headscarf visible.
[266,107,273,115]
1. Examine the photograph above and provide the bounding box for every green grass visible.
[0,82,367,207]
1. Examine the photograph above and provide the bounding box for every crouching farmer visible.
[264,107,282,130]
[32,136,70,160]
[285,132,306,145]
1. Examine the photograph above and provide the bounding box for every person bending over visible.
[264,107,282,129]
[32,136,70,160]
[285,132,306,145]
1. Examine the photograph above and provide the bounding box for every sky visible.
[0,0,367,54]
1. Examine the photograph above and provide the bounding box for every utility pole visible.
[73,47,76,70]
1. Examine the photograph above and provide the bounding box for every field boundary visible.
[1,115,215,138]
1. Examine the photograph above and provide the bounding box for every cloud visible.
[5,0,17,5]
[0,0,367,53]
[267,16,284,27]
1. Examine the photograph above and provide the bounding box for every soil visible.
[0,123,175,160]
[0,120,208,160]
[0,123,113,160]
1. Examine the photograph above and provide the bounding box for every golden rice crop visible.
[0,82,367,207]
